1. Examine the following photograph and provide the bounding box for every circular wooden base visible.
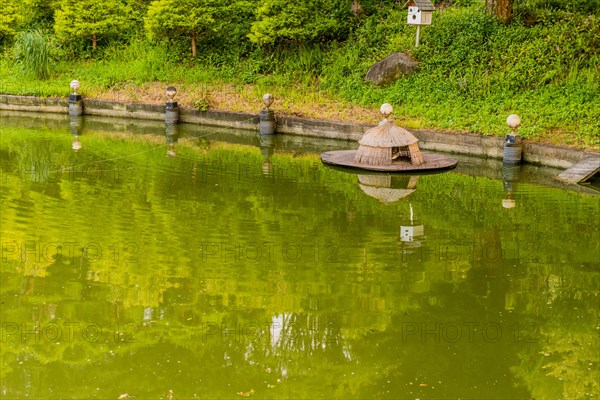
[320,150,457,172]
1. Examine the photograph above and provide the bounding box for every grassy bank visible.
[1,4,598,150]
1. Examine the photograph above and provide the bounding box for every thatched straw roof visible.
[358,174,391,187]
[359,185,415,203]
[358,122,419,148]
[358,175,416,204]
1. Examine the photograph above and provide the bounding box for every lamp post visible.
[165,85,179,124]
[503,114,522,164]
[259,93,276,135]
[69,80,83,117]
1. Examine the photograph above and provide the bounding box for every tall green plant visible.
[13,29,52,79]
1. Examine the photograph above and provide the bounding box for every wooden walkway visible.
[557,155,600,184]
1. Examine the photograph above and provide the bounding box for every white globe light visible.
[506,114,521,129]
[70,80,80,94]
[262,93,274,108]
[380,103,393,117]
[166,85,177,100]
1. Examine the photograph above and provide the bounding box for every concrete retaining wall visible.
[0,94,69,113]
[1,94,597,169]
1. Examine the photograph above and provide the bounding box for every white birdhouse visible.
[406,0,435,25]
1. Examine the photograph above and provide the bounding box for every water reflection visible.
[260,134,275,176]
[321,164,423,204]
[69,116,83,151]
[502,164,521,208]
[0,119,598,399]
[399,203,425,249]
[165,123,179,157]
[357,174,419,204]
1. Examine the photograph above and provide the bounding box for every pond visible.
[0,111,598,399]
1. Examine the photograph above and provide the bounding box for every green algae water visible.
[0,112,598,399]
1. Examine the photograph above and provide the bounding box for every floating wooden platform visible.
[557,156,600,184]
[320,150,457,172]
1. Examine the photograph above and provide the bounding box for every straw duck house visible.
[354,122,424,166]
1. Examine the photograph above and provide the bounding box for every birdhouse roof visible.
[408,0,436,11]
[357,175,417,203]
[358,121,419,148]
[359,184,416,203]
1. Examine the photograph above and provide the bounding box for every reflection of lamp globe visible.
[72,137,82,151]
[167,146,176,158]
[502,198,516,209]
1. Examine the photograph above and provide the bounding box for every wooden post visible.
[191,32,197,57]
[415,25,421,47]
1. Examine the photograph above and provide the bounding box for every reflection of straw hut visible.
[358,175,419,204]
[354,122,424,166]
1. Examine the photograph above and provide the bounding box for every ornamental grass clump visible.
[13,29,52,79]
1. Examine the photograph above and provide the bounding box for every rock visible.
[365,52,419,85]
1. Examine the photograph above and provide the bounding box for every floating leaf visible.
[237,389,256,397]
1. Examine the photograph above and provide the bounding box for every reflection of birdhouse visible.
[407,0,435,25]
[400,225,424,242]
[399,203,425,249]
[358,175,419,204]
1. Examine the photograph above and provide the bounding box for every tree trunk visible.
[191,32,197,57]
[351,0,362,15]
[486,0,513,24]
[92,33,97,50]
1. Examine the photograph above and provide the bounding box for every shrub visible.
[195,98,210,111]
[249,0,352,46]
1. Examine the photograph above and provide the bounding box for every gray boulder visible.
[365,52,419,86]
